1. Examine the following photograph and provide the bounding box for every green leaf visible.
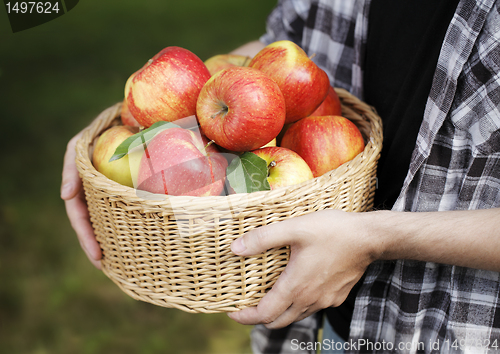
[109,121,181,162]
[226,152,271,193]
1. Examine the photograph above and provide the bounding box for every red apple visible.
[121,71,142,127]
[309,86,342,117]
[120,99,141,127]
[276,123,292,146]
[204,54,252,76]
[281,116,365,177]
[125,46,211,128]
[196,66,286,152]
[137,127,228,196]
[252,146,313,189]
[93,125,141,188]
[249,40,330,124]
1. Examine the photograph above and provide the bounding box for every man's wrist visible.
[363,209,410,263]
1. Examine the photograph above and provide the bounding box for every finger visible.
[228,266,296,325]
[228,285,319,328]
[264,302,320,329]
[231,215,309,257]
[65,189,102,269]
[61,133,82,200]
[227,305,264,325]
[254,272,321,329]
[227,292,292,326]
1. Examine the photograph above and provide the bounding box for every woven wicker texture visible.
[75,88,383,313]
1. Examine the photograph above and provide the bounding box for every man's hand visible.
[228,209,377,329]
[227,207,500,329]
[61,132,102,269]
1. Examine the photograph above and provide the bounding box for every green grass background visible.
[0,1,277,353]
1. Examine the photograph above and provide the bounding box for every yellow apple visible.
[204,54,252,76]
[92,125,142,187]
[251,146,313,189]
[261,138,277,148]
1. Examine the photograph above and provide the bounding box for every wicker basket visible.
[75,88,383,313]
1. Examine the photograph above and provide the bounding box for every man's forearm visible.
[230,40,266,57]
[370,208,500,272]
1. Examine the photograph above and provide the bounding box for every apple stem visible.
[210,103,229,119]
[309,53,317,60]
[266,160,277,177]
[204,140,215,151]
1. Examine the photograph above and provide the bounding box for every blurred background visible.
[0,1,277,353]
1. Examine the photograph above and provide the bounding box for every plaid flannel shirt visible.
[252,1,500,353]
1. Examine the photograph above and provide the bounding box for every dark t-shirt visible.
[325,0,460,340]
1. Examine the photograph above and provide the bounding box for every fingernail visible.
[231,238,247,254]
[61,182,74,199]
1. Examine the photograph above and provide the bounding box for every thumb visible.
[231,217,301,256]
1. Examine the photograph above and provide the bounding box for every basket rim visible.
[75,88,383,210]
